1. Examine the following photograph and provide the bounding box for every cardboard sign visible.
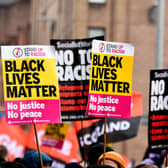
[149,69,168,150]
[74,91,142,159]
[86,40,134,118]
[1,46,61,124]
[0,117,28,161]
[51,36,104,121]
[42,123,69,149]
[26,124,81,163]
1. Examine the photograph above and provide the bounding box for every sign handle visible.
[34,124,44,168]
[103,118,107,165]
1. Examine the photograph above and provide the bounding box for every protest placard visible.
[1,46,61,124]
[26,124,81,163]
[42,123,69,149]
[149,69,168,150]
[86,40,134,118]
[74,91,142,159]
[51,36,103,121]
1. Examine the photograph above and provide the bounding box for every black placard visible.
[149,69,168,150]
[51,36,104,121]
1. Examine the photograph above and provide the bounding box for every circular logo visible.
[13,48,23,57]
[99,43,105,53]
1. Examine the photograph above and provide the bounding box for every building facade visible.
[0,0,168,163]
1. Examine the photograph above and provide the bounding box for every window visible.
[88,28,105,38]
[88,0,106,4]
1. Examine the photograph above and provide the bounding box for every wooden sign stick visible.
[34,124,44,168]
[103,118,107,165]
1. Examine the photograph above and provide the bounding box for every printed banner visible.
[149,69,168,150]
[1,45,61,125]
[86,40,134,118]
[51,36,103,121]
[26,124,81,163]
[0,117,28,161]
[42,123,69,149]
[74,91,142,159]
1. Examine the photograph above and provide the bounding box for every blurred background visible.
[0,0,168,165]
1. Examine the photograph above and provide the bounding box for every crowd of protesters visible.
[0,143,166,168]
[0,145,52,168]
